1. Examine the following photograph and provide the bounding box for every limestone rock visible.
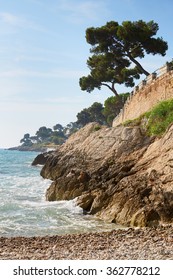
[40,122,173,227]
[32,151,54,166]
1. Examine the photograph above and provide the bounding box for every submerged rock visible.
[40,122,173,227]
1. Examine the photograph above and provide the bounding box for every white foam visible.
[0,150,125,237]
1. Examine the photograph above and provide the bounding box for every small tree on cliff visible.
[79,20,168,96]
[103,93,129,125]
[76,102,106,126]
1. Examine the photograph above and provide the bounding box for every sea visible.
[0,149,122,237]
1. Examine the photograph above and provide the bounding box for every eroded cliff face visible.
[40,122,173,227]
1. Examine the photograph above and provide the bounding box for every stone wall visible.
[113,64,173,127]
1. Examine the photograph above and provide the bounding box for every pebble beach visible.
[0,226,172,260]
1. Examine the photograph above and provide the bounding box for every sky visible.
[0,0,173,148]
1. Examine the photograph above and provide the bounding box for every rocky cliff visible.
[40,122,173,227]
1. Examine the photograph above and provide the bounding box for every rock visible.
[32,151,54,166]
[77,191,95,211]
[1,226,173,259]
[40,122,173,227]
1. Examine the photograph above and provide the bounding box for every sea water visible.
[0,149,121,237]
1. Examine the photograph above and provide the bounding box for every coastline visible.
[0,226,172,260]
[2,124,173,260]
[8,144,58,153]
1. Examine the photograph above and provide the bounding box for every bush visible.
[123,99,173,137]
[93,125,101,131]
[145,99,173,136]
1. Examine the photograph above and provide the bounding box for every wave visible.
[0,150,124,237]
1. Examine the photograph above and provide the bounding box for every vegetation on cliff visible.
[77,93,129,126]
[20,96,173,151]
[145,99,173,135]
[124,98,173,136]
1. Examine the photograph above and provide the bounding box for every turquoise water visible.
[0,149,120,237]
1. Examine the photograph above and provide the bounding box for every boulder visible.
[32,151,54,166]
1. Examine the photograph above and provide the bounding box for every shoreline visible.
[0,226,172,260]
[8,144,58,153]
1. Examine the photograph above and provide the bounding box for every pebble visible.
[0,226,173,259]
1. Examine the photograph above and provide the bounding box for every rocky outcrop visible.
[31,151,55,166]
[40,122,173,227]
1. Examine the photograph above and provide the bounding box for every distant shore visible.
[8,144,58,153]
[0,226,172,260]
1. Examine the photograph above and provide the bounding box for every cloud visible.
[0,12,21,25]
[0,12,32,29]
[0,12,46,32]
[57,0,109,23]
[42,96,87,105]
[25,0,109,24]
[0,68,86,79]
[0,12,23,26]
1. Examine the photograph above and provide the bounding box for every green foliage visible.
[20,133,33,146]
[123,99,173,137]
[93,125,101,131]
[144,99,173,136]
[63,122,80,137]
[80,20,168,95]
[50,136,65,145]
[36,126,52,142]
[76,102,106,126]
[20,95,129,148]
[76,95,128,127]
[20,122,81,148]
[53,123,63,132]
[123,116,142,127]
[103,93,129,125]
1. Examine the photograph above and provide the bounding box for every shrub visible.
[93,125,101,131]
[145,99,173,136]
[123,99,173,137]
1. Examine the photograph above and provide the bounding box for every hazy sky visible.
[0,0,172,148]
